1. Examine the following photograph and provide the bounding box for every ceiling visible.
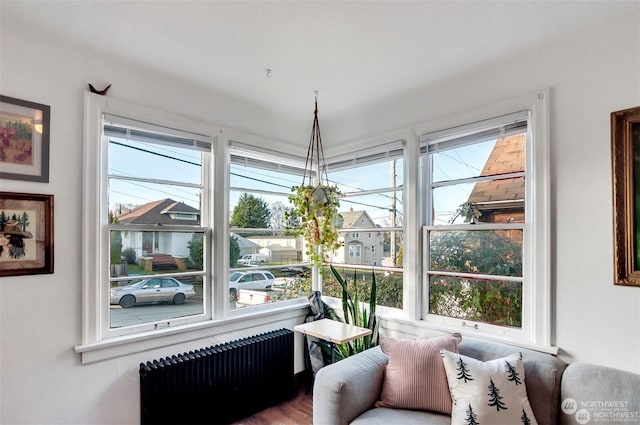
[2,1,636,148]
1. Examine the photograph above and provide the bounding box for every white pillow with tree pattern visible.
[440,349,538,425]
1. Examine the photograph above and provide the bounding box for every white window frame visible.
[323,139,407,314]
[416,90,551,348]
[226,140,311,310]
[80,93,218,345]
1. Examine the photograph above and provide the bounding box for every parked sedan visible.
[110,277,196,308]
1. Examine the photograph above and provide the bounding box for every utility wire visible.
[111,140,404,213]
[110,140,201,166]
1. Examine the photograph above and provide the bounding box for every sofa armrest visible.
[559,363,640,425]
[313,346,388,425]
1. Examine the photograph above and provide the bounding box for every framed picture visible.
[612,106,640,286]
[0,95,50,182]
[0,192,54,276]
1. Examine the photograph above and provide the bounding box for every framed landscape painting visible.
[0,192,54,277]
[612,106,640,286]
[0,95,50,182]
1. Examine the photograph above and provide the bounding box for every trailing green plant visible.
[327,264,379,360]
[286,184,342,269]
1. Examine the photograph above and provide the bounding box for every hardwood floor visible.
[231,387,313,425]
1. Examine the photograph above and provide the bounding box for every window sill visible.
[380,314,559,355]
[75,301,308,364]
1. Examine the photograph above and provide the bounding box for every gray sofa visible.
[313,337,640,425]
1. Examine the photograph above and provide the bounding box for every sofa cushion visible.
[459,337,567,425]
[375,333,462,414]
[441,349,538,425]
[351,406,451,425]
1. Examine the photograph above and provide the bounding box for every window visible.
[324,143,405,310]
[419,92,550,346]
[105,113,211,333]
[82,95,214,343]
[228,142,309,309]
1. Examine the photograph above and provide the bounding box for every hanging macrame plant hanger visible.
[302,92,331,209]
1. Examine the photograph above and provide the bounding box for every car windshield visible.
[127,280,149,288]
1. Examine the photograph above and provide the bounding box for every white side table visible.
[294,318,372,363]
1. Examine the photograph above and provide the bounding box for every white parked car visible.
[237,289,281,306]
[228,270,275,302]
[237,254,269,265]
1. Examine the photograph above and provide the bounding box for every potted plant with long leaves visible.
[322,264,379,361]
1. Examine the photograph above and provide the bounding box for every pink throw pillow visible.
[376,333,462,414]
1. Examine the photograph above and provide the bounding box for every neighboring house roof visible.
[230,233,261,249]
[263,245,296,252]
[467,134,525,211]
[116,198,200,225]
[337,209,375,229]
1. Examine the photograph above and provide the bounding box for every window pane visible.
[325,265,403,309]
[329,159,403,225]
[429,275,521,328]
[109,274,204,328]
[430,230,523,277]
[327,157,403,270]
[432,134,525,183]
[109,230,205,328]
[229,148,308,310]
[432,183,476,225]
[230,160,299,231]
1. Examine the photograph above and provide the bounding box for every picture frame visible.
[0,192,54,277]
[0,95,50,183]
[612,106,640,286]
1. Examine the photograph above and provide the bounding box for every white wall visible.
[1,5,639,425]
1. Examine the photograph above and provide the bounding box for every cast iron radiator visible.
[139,328,294,425]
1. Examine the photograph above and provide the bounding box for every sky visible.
[107,135,497,226]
